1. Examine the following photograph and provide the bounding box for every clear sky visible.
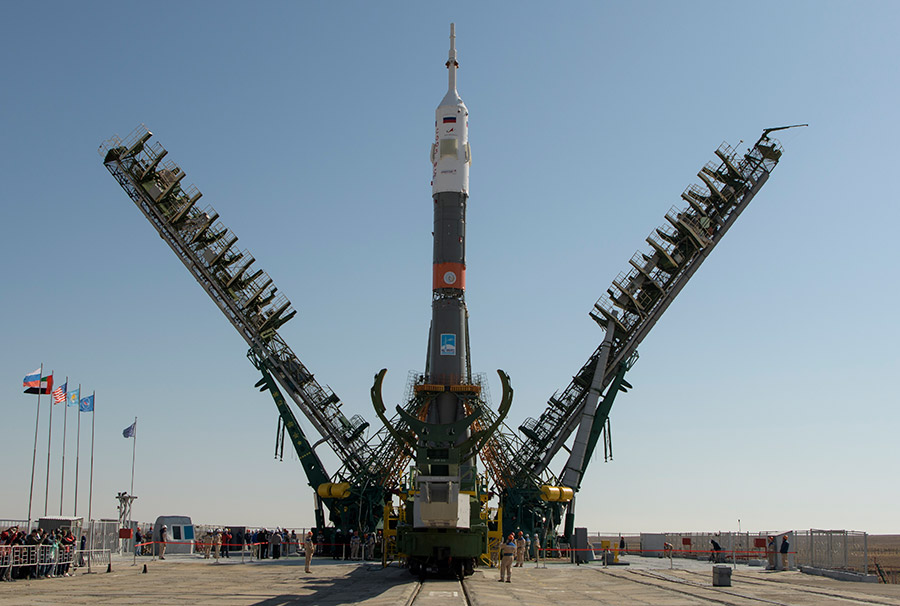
[2,1,898,535]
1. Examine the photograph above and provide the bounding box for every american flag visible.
[52,382,67,404]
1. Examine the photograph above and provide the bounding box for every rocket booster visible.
[428,23,471,397]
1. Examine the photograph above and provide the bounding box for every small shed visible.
[38,516,83,537]
[153,515,195,555]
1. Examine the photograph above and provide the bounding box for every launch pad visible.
[3,555,898,606]
[98,23,803,569]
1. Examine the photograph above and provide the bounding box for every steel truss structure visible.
[100,124,794,538]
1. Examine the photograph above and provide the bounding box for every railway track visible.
[407,577,471,606]
[596,567,900,606]
[677,568,900,606]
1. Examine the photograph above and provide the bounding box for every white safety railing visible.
[0,544,82,579]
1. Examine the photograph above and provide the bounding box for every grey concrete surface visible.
[3,554,900,605]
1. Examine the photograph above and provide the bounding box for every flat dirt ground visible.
[6,558,900,606]
[0,559,418,606]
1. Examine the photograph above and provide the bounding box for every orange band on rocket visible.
[433,262,466,290]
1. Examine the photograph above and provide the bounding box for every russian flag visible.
[24,371,53,395]
[23,368,42,388]
[443,116,456,123]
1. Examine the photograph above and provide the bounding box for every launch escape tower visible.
[100,24,799,556]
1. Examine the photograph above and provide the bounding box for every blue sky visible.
[2,1,898,534]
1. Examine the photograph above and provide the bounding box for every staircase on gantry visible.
[479,129,794,536]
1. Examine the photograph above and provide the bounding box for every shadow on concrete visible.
[248,563,415,606]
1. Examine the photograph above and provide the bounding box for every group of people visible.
[329,529,381,561]
[246,528,295,559]
[0,526,78,581]
[766,534,791,571]
[498,530,541,582]
[133,524,168,559]
[197,529,235,559]
[194,527,317,573]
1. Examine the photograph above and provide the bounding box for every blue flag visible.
[79,395,94,412]
[123,421,136,438]
[68,389,80,407]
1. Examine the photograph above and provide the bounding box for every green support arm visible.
[578,361,631,490]
[249,352,331,506]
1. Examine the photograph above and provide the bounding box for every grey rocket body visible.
[426,25,472,426]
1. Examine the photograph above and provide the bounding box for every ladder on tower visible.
[501,130,788,490]
[99,126,388,484]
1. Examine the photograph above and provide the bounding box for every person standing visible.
[350,531,360,560]
[158,525,168,560]
[499,533,515,582]
[222,530,231,558]
[250,529,259,559]
[365,532,375,560]
[270,530,282,559]
[304,531,314,573]
[260,529,269,559]
[533,534,542,566]
[61,530,75,576]
[135,528,143,557]
[780,535,790,571]
[332,529,341,559]
[766,536,776,570]
[514,531,526,567]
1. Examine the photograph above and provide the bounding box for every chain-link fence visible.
[592,529,870,575]
[85,520,120,552]
[793,529,868,573]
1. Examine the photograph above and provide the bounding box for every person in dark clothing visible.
[60,530,76,575]
[710,539,722,563]
[24,530,41,579]
[270,530,282,559]
[259,529,269,559]
[332,530,341,559]
[780,535,790,570]
[343,529,351,560]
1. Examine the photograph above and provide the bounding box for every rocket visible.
[426,23,472,423]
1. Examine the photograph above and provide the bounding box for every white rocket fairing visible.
[431,23,470,196]
[428,23,470,387]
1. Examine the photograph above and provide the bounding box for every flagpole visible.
[130,417,137,496]
[74,385,81,517]
[60,376,68,515]
[88,391,96,573]
[27,363,43,529]
[130,416,137,556]
[44,369,55,516]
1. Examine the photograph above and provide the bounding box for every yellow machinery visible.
[481,505,502,567]
[540,485,574,502]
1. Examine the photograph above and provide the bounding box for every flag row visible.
[23,368,94,412]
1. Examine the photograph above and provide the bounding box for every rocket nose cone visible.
[440,89,464,109]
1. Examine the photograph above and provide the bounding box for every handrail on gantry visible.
[99,126,390,484]
[504,131,789,490]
